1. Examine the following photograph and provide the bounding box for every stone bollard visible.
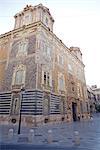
[47,130,53,144]
[90,116,93,121]
[8,129,14,141]
[73,131,80,146]
[28,129,34,143]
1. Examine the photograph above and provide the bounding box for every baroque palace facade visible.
[0,4,90,126]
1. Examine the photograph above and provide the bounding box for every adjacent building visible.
[87,85,100,113]
[91,85,100,105]
[87,86,96,113]
[0,4,90,126]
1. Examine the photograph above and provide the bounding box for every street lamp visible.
[18,87,25,134]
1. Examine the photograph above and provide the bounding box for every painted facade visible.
[0,4,90,126]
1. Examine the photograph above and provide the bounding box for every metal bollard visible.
[47,130,53,144]
[8,129,14,140]
[74,131,80,146]
[28,129,34,142]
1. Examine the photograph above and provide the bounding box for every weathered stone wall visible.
[27,35,36,54]
[0,62,7,91]
[2,34,37,91]
[0,9,89,123]
[0,40,10,92]
[35,26,89,121]
[10,35,36,58]
[3,56,36,91]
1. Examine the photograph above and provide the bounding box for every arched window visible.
[15,70,24,84]
[12,65,26,85]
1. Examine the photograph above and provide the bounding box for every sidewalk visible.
[0,113,100,150]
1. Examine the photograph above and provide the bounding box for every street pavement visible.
[0,113,100,150]
[0,143,93,150]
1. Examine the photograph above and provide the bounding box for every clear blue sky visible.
[0,0,100,87]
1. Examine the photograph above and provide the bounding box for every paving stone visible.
[0,114,100,150]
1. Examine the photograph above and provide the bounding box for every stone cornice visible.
[0,21,40,39]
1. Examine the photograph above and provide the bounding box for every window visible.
[77,83,83,97]
[19,42,27,53]
[44,72,50,86]
[68,64,72,71]
[47,47,51,57]
[44,72,46,85]
[77,87,80,97]
[24,13,32,25]
[58,75,65,90]
[68,63,73,74]
[13,98,19,114]
[58,55,63,65]
[46,17,48,25]
[15,70,24,84]
[42,71,52,87]
[12,65,26,85]
[11,98,19,115]
[44,45,51,58]
[17,40,28,56]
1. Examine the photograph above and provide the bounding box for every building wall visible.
[0,4,90,125]
[87,88,96,113]
[1,31,37,91]
[35,25,89,121]
[0,37,11,91]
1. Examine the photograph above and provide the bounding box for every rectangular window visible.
[58,55,64,65]
[68,64,73,73]
[46,17,48,25]
[24,13,32,25]
[12,98,19,115]
[19,42,28,53]
[43,71,51,87]
[44,72,46,85]
[59,76,65,90]
[47,47,51,57]
[17,40,28,57]
[44,46,51,58]
[58,55,63,65]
